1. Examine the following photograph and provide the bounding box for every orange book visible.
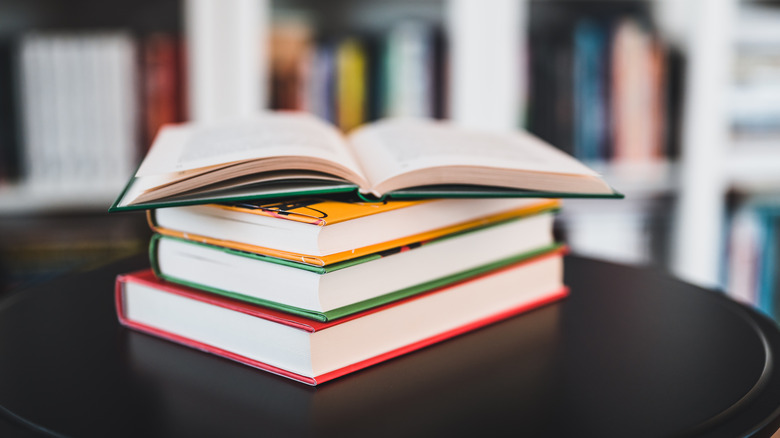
[149,197,560,266]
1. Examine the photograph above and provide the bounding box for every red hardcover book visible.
[116,249,568,385]
[141,33,185,149]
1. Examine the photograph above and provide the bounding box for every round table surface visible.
[1,254,780,438]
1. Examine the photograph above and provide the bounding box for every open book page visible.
[135,112,368,186]
[347,118,606,196]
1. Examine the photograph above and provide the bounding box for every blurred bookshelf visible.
[3,0,780,322]
[0,0,683,293]
[0,0,181,293]
[721,1,780,326]
[0,0,184,211]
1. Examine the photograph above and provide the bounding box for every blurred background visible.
[0,0,778,324]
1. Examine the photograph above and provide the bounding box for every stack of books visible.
[112,112,618,385]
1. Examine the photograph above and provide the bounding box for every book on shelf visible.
[0,40,18,184]
[727,206,765,306]
[270,18,313,113]
[109,111,621,212]
[148,197,559,266]
[526,4,672,165]
[19,32,138,189]
[141,33,186,150]
[150,207,559,321]
[270,17,445,123]
[3,30,185,194]
[610,18,666,164]
[527,19,574,157]
[116,247,567,386]
[573,19,608,162]
[382,20,436,119]
[336,38,367,132]
[726,202,780,321]
[304,42,337,124]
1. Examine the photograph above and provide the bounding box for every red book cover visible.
[116,249,568,385]
[142,33,185,150]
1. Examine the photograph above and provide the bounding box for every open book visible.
[110,112,620,211]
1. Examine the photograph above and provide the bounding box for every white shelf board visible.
[726,142,780,192]
[588,160,677,197]
[0,181,125,215]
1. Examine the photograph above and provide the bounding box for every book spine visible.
[0,40,19,183]
[336,38,366,132]
[141,34,184,150]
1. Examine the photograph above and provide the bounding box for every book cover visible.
[148,197,561,266]
[116,248,568,385]
[142,33,185,150]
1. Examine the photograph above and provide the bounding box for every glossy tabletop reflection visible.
[0,254,779,437]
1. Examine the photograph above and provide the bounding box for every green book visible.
[110,112,621,212]
[149,209,563,321]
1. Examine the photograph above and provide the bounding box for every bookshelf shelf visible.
[727,145,780,192]
[589,160,677,197]
[0,182,123,214]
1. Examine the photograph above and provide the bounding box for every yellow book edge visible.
[147,199,560,267]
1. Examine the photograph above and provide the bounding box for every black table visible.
[1,254,779,438]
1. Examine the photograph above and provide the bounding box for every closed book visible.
[150,209,559,321]
[149,197,560,266]
[116,248,568,386]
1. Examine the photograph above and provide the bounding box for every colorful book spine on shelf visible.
[573,19,608,162]
[141,33,185,150]
[336,38,367,132]
[305,43,336,124]
[726,202,780,321]
[610,18,666,164]
[527,6,671,165]
[382,20,435,119]
[269,18,445,127]
[757,212,778,317]
[269,19,313,112]
[0,40,18,183]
